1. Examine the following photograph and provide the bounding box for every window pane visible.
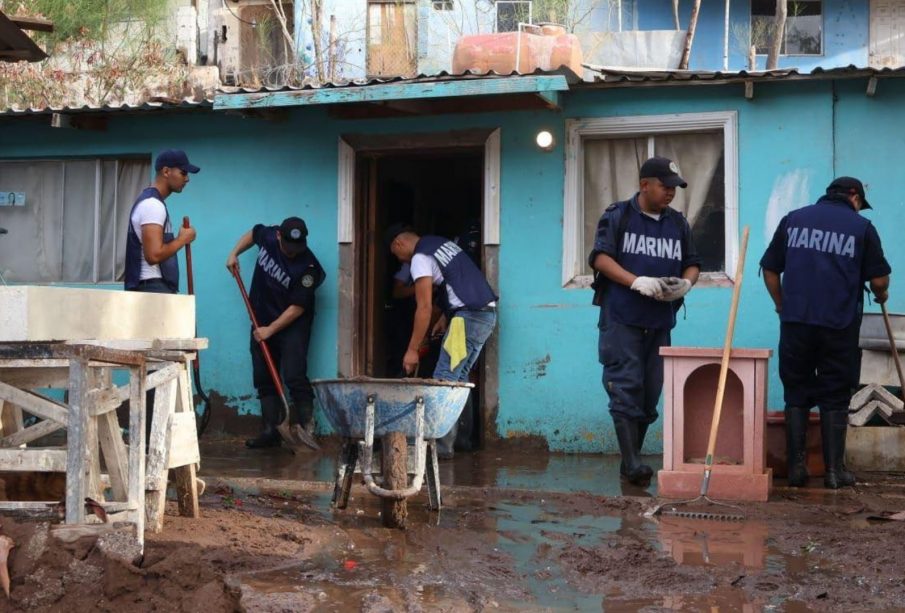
[97,160,118,282]
[0,162,64,282]
[582,137,648,263]
[785,7,821,55]
[114,160,151,282]
[62,160,98,282]
[751,0,822,55]
[655,132,725,272]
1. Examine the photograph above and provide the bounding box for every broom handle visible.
[701,226,750,495]
[881,303,905,402]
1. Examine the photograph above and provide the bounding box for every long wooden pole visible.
[881,303,905,403]
[701,226,750,496]
[679,0,702,69]
[766,0,787,70]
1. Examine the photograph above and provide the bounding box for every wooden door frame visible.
[336,128,501,444]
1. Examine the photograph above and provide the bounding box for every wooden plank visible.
[0,501,59,510]
[144,377,176,533]
[0,380,68,425]
[65,358,89,524]
[167,412,201,468]
[98,412,128,501]
[174,462,200,519]
[127,364,147,538]
[0,419,64,448]
[88,388,124,417]
[52,524,137,545]
[0,448,67,472]
[0,367,69,388]
[65,339,208,351]
[113,363,180,404]
[0,399,23,438]
[172,366,199,518]
[214,75,571,110]
[9,16,54,32]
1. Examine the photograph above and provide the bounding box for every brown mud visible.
[0,442,904,611]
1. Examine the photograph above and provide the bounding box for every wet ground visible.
[4,439,905,611]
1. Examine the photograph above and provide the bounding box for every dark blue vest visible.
[604,199,687,330]
[249,225,325,326]
[780,197,869,329]
[414,235,497,312]
[123,187,179,292]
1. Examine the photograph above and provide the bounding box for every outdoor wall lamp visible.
[535,130,556,151]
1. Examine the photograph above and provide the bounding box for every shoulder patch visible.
[301,274,315,288]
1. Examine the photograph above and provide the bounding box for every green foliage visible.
[9,0,167,46]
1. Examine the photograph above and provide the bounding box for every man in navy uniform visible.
[226,217,326,449]
[761,177,890,489]
[589,157,701,485]
[124,150,199,294]
[387,224,497,459]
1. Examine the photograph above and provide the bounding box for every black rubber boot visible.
[621,421,651,477]
[784,407,809,487]
[613,416,653,485]
[821,409,856,489]
[245,396,283,449]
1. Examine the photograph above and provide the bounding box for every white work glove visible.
[657,277,692,302]
[630,276,666,299]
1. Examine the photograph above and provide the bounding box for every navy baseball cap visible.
[827,176,871,209]
[384,222,413,248]
[279,217,308,256]
[640,156,687,188]
[155,149,200,174]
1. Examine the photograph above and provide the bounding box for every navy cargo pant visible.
[250,313,315,423]
[780,320,861,414]
[598,306,670,424]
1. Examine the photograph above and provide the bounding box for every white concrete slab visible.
[0,286,195,342]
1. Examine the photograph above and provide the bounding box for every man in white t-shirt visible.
[124,150,199,293]
[387,224,498,458]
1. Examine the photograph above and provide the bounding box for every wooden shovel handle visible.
[704,226,750,467]
[881,303,905,402]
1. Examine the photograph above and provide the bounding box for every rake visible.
[645,226,750,522]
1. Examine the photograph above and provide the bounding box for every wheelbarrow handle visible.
[231,269,287,398]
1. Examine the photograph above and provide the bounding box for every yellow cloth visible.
[443,316,467,371]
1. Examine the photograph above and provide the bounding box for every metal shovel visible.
[231,268,319,453]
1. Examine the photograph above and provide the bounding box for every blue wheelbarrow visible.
[312,377,473,528]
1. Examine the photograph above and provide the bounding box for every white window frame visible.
[562,111,739,288]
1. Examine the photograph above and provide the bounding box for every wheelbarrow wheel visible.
[381,431,408,529]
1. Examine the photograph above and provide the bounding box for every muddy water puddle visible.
[225,487,832,611]
[199,440,663,497]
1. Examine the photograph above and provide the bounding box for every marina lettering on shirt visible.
[621,232,682,261]
[257,247,291,288]
[433,241,463,266]
[786,227,856,258]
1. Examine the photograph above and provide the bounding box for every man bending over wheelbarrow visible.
[386,224,497,459]
[226,217,326,449]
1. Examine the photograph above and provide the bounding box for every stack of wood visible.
[849,384,905,426]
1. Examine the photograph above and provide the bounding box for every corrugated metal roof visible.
[580,64,905,87]
[218,68,582,95]
[0,97,212,117]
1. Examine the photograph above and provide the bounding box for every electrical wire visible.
[222,0,258,26]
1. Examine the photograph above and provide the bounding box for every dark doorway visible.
[355,148,485,449]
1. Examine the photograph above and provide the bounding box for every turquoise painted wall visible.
[1,75,896,453]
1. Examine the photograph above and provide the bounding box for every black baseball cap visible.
[827,176,871,209]
[155,149,200,174]
[384,222,413,248]
[279,217,308,256]
[640,156,687,188]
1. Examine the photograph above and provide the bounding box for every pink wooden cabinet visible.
[657,347,773,502]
